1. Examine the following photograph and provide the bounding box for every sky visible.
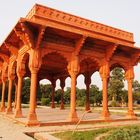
[0,0,140,89]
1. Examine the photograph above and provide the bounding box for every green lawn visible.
[53,125,140,140]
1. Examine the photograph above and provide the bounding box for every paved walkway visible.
[0,107,140,140]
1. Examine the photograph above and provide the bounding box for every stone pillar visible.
[27,70,38,124]
[84,72,91,112]
[125,67,136,119]
[60,78,65,110]
[51,79,56,108]
[14,72,24,118]
[67,55,80,122]
[27,49,41,126]
[14,80,18,109]
[99,62,110,120]
[6,74,14,114]
[0,78,6,112]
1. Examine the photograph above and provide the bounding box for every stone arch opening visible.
[109,64,126,108]
[39,52,68,81]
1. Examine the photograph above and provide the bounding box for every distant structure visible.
[0,4,140,126]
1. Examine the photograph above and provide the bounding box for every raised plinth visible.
[26,113,40,126]
[127,110,137,120]
[0,106,5,112]
[14,110,23,118]
[68,111,79,122]
[101,110,110,120]
[6,107,13,114]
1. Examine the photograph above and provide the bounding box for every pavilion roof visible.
[0,4,140,66]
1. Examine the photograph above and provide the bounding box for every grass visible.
[53,125,140,140]
[53,128,111,140]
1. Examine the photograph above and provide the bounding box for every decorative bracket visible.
[4,42,18,55]
[0,52,9,63]
[74,36,87,55]
[14,22,34,48]
[131,52,140,66]
[36,26,46,48]
[106,44,118,61]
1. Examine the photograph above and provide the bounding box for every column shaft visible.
[6,79,13,114]
[127,79,136,118]
[85,83,90,111]
[60,88,64,110]
[15,76,23,118]
[69,75,78,122]
[0,82,6,112]
[51,84,55,108]
[27,72,39,124]
[102,77,109,119]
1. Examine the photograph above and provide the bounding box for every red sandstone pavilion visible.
[0,4,140,126]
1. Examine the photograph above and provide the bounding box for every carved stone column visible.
[0,77,6,112]
[60,77,65,110]
[51,79,56,108]
[27,49,41,126]
[6,74,15,114]
[67,55,80,122]
[14,79,18,109]
[125,67,136,119]
[99,62,110,120]
[15,72,24,118]
[84,72,91,112]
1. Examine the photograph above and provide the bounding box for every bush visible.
[41,98,50,106]
[103,126,140,140]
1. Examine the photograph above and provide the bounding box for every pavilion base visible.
[51,103,55,108]
[101,110,110,120]
[26,113,40,126]
[60,103,65,110]
[127,110,137,120]
[0,106,5,112]
[68,112,79,122]
[6,108,13,114]
[14,110,23,118]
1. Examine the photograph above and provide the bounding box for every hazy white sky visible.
[0,0,140,89]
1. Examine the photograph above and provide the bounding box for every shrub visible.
[103,126,140,140]
[41,98,50,106]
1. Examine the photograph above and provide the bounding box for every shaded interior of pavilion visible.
[0,51,138,126]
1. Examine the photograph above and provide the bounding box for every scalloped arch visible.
[41,50,69,63]
[80,56,100,67]
[110,62,129,72]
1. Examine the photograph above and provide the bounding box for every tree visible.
[90,84,102,106]
[55,89,62,104]
[108,67,125,104]
[64,87,71,104]
[22,78,30,103]
[132,80,140,103]
[40,84,52,98]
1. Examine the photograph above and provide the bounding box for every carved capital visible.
[125,67,134,81]
[67,55,80,77]
[60,77,65,89]
[16,59,26,77]
[29,49,42,73]
[84,72,91,86]
[99,61,110,80]
[4,43,18,56]
[50,78,56,88]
